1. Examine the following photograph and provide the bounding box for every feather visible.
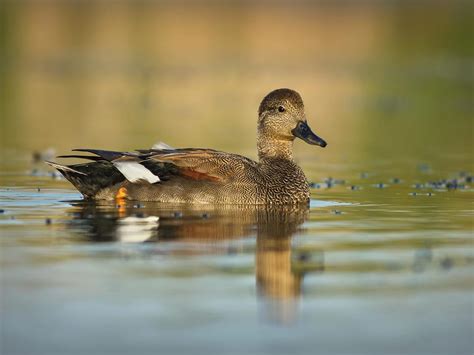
[57,155,104,161]
[44,161,87,175]
[113,161,160,183]
[151,141,175,150]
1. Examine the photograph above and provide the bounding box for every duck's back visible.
[48,148,309,204]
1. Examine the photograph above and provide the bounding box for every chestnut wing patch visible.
[146,149,254,183]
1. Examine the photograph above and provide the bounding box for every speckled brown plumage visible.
[47,88,327,204]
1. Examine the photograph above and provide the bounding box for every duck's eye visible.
[278,106,285,113]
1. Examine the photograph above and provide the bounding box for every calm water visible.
[1,154,472,355]
[1,1,473,354]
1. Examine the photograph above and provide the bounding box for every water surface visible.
[1,155,472,355]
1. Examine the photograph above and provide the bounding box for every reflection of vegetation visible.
[362,1,473,159]
[0,2,17,148]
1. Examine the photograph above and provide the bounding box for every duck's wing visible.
[140,148,258,183]
[50,147,257,197]
[64,149,161,184]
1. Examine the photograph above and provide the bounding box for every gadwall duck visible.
[47,88,327,204]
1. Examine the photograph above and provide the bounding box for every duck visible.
[46,88,327,204]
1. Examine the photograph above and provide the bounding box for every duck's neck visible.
[257,131,294,161]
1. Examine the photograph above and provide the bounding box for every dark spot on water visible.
[427,192,434,196]
[410,192,417,196]
[465,176,472,183]
[349,185,360,190]
[135,212,145,218]
[0,209,4,214]
[116,204,122,208]
[37,188,41,192]
[375,183,386,189]
[332,210,342,215]
[446,181,458,189]
[202,213,209,219]
[173,212,183,218]
[45,218,52,225]
[32,151,41,162]
[133,203,143,208]
[413,183,423,189]
[441,257,453,270]
[390,178,401,184]
[297,252,311,262]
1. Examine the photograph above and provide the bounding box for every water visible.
[1,154,472,355]
[1,1,473,354]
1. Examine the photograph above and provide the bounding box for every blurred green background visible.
[0,3,473,354]
[0,0,472,164]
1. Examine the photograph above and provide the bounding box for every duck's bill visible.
[292,121,327,147]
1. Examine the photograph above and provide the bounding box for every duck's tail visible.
[45,160,126,198]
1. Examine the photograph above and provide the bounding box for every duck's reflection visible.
[67,201,324,323]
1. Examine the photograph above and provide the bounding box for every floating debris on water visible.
[45,218,52,225]
[173,211,183,218]
[324,177,345,186]
[0,209,5,214]
[332,210,342,215]
[37,188,41,192]
[374,183,387,189]
[390,178,401,184]
[202,213,209,219]
[441,257,453,270]
[309,177,346,189]
[310,182,331,189]
[349,185,361,190]
[424,178,467,190]
[410,192,434,197]
[412,183,424,189]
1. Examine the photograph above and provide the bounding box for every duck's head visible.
[258,88,327,148]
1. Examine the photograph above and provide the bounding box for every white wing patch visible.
[151,141,175,150]
[113,161,160,183]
